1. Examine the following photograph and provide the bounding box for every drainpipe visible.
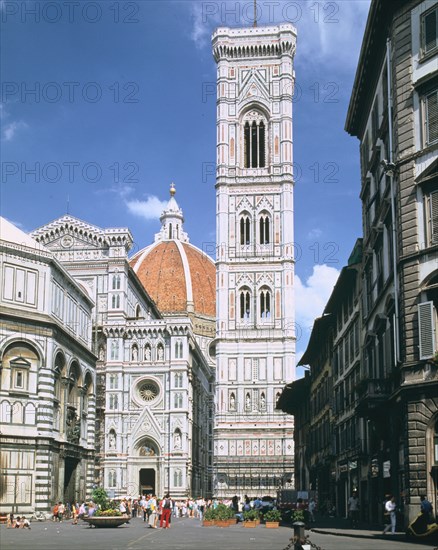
[386,38,400,365]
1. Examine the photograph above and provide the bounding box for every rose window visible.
[139,381,159,402]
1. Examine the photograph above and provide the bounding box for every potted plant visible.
[243,508,259,527]
[203,507,215,527]
[264,509,282,528]
[214,503,233,527]
[291,509,305,523]
[83,489,130,528]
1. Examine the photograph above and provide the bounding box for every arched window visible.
[240,214,251,245]
[243,112,266,168]
[260,287,271,319]
[112,294,120,309]
[169,223,172,239]
[239,287,251,320]
[135,304,141,318]
[259,213,270,244]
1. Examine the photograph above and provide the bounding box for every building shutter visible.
[424,8,437,54]
[426,90,438,145]
[430,191,438,244]
[418,301,437,359]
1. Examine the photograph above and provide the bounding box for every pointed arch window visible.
[240,214,251,245]
[111,294,120,309]
[243,112,266,168]
[259,213,270,244]
[240,287,251,320]
[260,286,271,319]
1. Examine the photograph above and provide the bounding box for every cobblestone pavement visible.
[1,517,435,550]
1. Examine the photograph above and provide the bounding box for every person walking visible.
[347,491,359,527]
[160,494,172,528]
[383,495,397,534]
[308,498,317,523]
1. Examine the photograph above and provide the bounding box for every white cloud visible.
[295,263,340,333]
[126,196,168,221]
[307,228,322,240]
[3,120,27,142]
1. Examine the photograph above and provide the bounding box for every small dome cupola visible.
[156,183,189,243]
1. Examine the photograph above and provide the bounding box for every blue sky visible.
[1,0,371,366]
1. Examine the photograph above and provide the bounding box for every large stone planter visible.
[202,520,215,527]
[265,521,280,528]
[83,516,130,528]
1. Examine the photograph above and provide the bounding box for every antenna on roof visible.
[253,0,257,27]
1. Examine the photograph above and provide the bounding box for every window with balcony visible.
[239,287,251,321]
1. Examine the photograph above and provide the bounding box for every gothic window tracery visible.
[259,212,270,244]
[244,111,266,168]
[240,214,251,245]
[239,287,251,320]
[260,286,272,320]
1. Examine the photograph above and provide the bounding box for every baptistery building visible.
[0,217,96,513]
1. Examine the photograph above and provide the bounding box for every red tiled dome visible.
[130,240,216,317]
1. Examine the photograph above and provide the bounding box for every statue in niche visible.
[157,346,164,361]
[229,394,236,410]
[246,393,251,410]
[66,410,80,444]
[108,431,116,449]
[145,346,151,361]
[132,346,138,362]
[260,394,266,409]
[98,346,105,361]
[174,430,182,450]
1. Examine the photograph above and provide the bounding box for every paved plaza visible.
[1,516,435,550]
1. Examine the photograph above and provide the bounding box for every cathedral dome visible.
[130,185,216,318]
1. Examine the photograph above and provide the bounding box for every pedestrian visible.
[160,493,172,528]
[347,490,359,527]
[21,516,31,529]
[383,495,397,534]
[148,495,158,528]
[308,498,317,523]
[420,495,433,523]
[57,502,65,522]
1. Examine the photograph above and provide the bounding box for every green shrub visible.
[214,503,235,520]
[243,508,260,521]
[204,508,215,521]
[292,509,305,523]
[264,509,282,522]
[91,488,109,510]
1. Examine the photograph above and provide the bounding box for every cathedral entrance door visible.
[64,457,79,504]
[139,469,155,495]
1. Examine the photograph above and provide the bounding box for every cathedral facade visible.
[32,188,215,500]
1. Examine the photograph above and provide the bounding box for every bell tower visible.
[212,24,297,496]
